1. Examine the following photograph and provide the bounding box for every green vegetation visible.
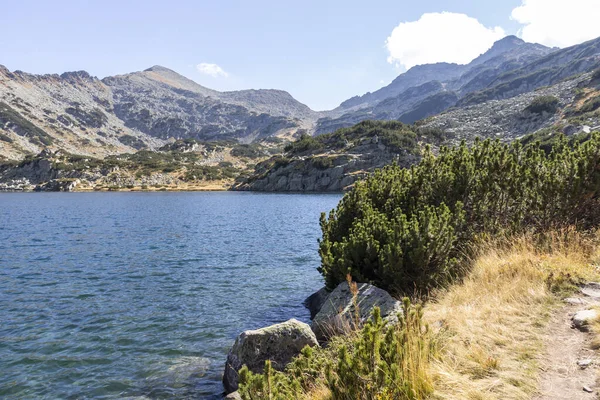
[118,134,147,150]
[284,121,422,157]
[580,94,600,114]
[183,164,239,181]
[230,143,269,159]
[318,134,600,295]
[310,156,335,170]
[520,128,592,153]
[0,101,54,146]
[525,95,559,115]
[239,299,433,400]
[284,133,324,154]
[24,148,244,182]
[239,133,600,400]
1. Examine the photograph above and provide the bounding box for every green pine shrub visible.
[319,134,600,294]
[580,95,600,114]
[326,300,432,400]
[284,133,324,154]
[525,95,559,114]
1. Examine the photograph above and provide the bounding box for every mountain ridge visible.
[2,35,600,161]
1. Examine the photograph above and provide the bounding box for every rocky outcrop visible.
[236,155,365,192]
[104,70,306,143]
[235,122,421,192]
[34,178,79,192]
[311,282,403,341]
[224,392,242,400]
[0,144,265,191]
[223,319,319,393]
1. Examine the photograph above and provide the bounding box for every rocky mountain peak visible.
[59,70,95,82]
[143,65,175,73]
[103,65,220,98]
[491,35,525,50]
[470,35,549,67]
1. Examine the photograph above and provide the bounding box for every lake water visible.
[0,192,342,399]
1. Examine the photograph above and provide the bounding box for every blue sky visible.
[1,0,599,110]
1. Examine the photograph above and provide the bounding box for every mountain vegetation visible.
[317,36,600,137]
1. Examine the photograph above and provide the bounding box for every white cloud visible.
[385,12,505,70]
[196,63,229,78]
[511,0,600,48]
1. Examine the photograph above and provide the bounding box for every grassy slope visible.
[428,232,600,399]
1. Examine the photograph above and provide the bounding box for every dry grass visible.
[426,230,600,400]
[278,230,600,400]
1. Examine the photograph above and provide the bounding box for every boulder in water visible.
[223,318,319,393]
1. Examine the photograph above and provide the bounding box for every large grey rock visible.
[312,282,402,341]
[572,309,599,331]
[223,319,319,394]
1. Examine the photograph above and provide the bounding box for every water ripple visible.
[0,192,341,399]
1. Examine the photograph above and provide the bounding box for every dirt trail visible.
[535,286,600,400]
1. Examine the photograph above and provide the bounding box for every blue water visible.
[0,192,342,399]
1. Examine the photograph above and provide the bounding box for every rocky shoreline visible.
[221,281,403,398]
[0,180,231,192]
[0,149,244,192]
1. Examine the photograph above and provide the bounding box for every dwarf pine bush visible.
[319,134,600,294]
[326,300,432,400]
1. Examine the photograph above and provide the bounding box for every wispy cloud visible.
[385,12,505,70]
[511,0,600,48]
[196,63,229,78]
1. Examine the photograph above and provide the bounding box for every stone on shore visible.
[303,287,330,320]
[311,281,402,341]
[223,319,319,394]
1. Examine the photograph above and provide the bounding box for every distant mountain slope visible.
[0,65,318,160]
[423,72,596,144]
[2,35,600,162]
[336,36,552,112]
[316,36,563,134]
[237,70,600,193]
[458,36,600,106]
